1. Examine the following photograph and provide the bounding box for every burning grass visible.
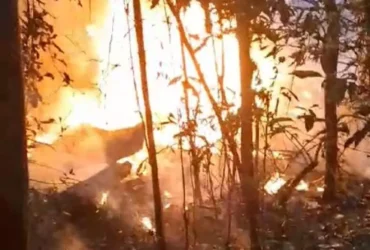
[28,172,370,250]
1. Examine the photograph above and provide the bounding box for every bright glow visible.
[252,150,257,157]
[141,217,154,232]
[272,151,283,159]
[264,173,287,195]
[296,180,309,191]
[34,134,58,145]
[99,191,109,205]
[86,24,98,38]
[33,0,280,170]
[265,173,311,194]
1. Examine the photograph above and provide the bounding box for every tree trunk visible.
[321,0,340,202]
[0,0,29,249]
[133,0,166,248]
[365,0,370,85]
[235,13,261,250]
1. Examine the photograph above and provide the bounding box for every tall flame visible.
[32,0,281,171]
[70,0,276,144]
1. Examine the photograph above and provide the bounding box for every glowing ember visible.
[296,180,309,191]
[141,217,154,232]
[99,191,109,206]
[164,203,171,209]
[163,190,172,198]
[264,173,287,195]
[317,186,324,192]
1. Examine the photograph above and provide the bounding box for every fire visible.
[264,173,287,195]
[30,0,283,182]
[99,191,109,206]
[141,217,154,232]
[71,0,275,139]
[264,173,311,194]
[296,180,309,191]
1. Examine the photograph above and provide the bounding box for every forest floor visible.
[28,171,370,250]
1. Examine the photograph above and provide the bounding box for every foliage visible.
[20,0,75,147]
[20,0,69,108]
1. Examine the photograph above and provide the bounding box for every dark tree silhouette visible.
[235,12,264,250]
[0,0,29,249]
[134,0,166,248]
[322,0,340,201]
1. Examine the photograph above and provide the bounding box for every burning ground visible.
[28,154,370,249]
[23,0,370,249]
[27,121,370,249]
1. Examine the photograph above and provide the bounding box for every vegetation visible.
[3,0,370,249]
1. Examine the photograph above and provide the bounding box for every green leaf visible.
[291,70,323,79]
